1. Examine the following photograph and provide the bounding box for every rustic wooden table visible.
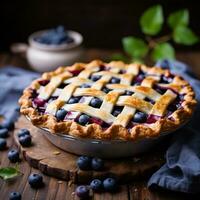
[0,50,199,200]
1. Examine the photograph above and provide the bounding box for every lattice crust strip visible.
[37,62,179,127]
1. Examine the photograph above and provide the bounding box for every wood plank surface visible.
[0,50,200,199]
[14,116,165,184]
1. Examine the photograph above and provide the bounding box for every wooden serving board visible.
[14,116,165,184]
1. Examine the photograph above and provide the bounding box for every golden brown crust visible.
[19,60,197,141]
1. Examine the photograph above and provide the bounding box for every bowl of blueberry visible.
[26,26,83,72]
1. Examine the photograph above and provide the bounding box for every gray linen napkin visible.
[148,60,200,193]
[0,66,39,123]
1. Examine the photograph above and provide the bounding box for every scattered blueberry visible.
[91,75,101,82]
[133,112,147,123]
[0,138,6,150]
[68,97,80,104]
[110,77,120,84]
[56,109,67,121]
[17,129,30,138]
[81,83,91,88]
[103,178,117,192]
[0,128,9,138]
[0,120,15,130]
[91,158,104,171]
[8,149,20,163]
[78,114,90,126]
[15,106,20,112]
[77,156,91,170]
[9,192,21,200]
[90,179,102,192]
[90,98,102,108]
[28,173,43,188]
[75,185,89,199]
[19,135,32,147]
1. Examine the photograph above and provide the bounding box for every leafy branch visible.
[112,5,199,63]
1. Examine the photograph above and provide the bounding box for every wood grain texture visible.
[14,116,164,184]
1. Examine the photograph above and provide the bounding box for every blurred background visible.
[0,0,200,51]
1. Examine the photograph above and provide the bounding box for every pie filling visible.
[30,66,185,131]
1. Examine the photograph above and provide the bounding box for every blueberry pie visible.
[19,60,196,140]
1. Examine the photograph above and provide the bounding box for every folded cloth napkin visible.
[148,60,200,193]
[0,66,39,123]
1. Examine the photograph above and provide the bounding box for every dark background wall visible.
[0,0,199,51]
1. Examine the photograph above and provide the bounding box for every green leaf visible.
[151,42,175,62]
[167,9,189,29]
[0,167,22,180]
[140,5,164,35]
[122,36,148,58]
[173,26,199,45]
[111,53,129,62]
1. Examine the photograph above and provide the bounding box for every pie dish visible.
[19,60,197,141]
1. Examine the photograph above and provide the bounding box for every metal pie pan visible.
[26,116,187,158]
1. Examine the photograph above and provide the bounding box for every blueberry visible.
[8,149,20,163]
[119,69,126,74]
[90,98,102,108]
[56,25,65,33]
[78,114,90,126]
[134,74,145,83]
[154,86,166,94]
[75,185,89,198]
[81,83,91,88]
[33,98,46,107]
[102,87,111,93]
[160,59,170,69]
[0,120,14,130]
[160,75,173,84]
[19,135,32,147]
[28,173,43,188]
[56,109,67,121]
[77,156,91,170]
[9,192,21,200]
[0,128,9,138]
[112,107,123,117]
[125,91,134,96]
[68,97,80,104]
[91,158,104,171]
[0,138,6,150]
[91,75,101,81]
[133,112,147,123]
[103,178,117,192]
[17,129,30,138]
[90,179,102,192]
[50,35,62,45]
[144,97,155,104]
[110,77,120,84]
